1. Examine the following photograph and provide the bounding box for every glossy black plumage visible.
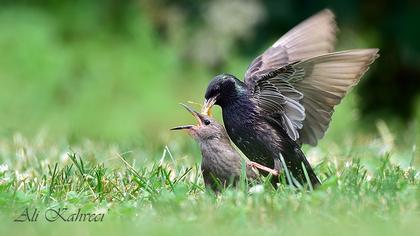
[202,9,379,187]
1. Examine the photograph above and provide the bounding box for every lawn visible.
[0,131,418,236]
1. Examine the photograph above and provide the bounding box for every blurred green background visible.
[0,0,419,147]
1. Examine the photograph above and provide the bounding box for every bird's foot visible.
[247,161,279,176]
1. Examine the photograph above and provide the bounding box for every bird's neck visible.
[198,136,237,161]
[222,91,254,118]
[219,79,248,107]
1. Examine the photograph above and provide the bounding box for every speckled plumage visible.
[202,9,379,187]
[211,78,320,186]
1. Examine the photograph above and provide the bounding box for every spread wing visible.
[245,9,337,87]
[251,49,380,145]
[252,66,305,140]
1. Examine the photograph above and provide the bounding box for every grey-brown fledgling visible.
[171,104,278,192]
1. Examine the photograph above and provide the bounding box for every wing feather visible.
[253,73,305,140]
[245,9,337,86]
[251,49,379,145]
[294,49,379,145]
[242,9,379,145]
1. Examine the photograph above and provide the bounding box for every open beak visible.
[170,103,205,131]
[201,95,218,116]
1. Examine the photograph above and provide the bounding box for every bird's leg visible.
[247,161,279,176]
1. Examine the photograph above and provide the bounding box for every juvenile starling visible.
[201,9,379,187]
[171,104,278,192]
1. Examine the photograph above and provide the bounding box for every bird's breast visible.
[222,100,277,167]
[222,99,256,143]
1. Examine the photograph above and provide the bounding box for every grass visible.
[0,132,418,236]
[0,5,419,236]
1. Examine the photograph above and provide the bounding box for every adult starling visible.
[201,9,379,187]
[171,104,278,192]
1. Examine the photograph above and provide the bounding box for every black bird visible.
[171,104,278,192]
[201,9,379,187]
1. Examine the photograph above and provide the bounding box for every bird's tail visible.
[275,149,320,189]
[280,149,321,189]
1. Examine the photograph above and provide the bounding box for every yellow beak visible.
[201,96,218,116]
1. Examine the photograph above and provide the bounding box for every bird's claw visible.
[247,161,279,176]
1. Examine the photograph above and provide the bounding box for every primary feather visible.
[251,49,379,145]
[245,9,337,83]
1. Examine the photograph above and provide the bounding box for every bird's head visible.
[171,104,226,141]
[202,74,240,115]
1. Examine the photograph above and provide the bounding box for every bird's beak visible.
[170,103,205,131]
[170,125,193,131]
[201,95,218,116]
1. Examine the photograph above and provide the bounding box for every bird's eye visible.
[203,119,211,125]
